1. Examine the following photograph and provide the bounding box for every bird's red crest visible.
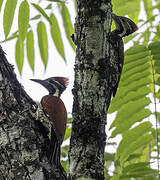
[53,77,69,88]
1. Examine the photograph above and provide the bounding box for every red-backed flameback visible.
[30,77,69,165]
[110,13,138,96]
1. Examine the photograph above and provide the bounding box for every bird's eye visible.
[31,103,38,113]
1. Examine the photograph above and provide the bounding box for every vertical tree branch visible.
[69,0,112,179]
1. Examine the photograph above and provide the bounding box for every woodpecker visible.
[110,13,138,96]
[30,77,69,165]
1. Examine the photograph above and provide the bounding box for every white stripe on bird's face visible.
[48,82,60,97]
[119,18,127,37]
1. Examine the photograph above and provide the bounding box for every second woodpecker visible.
[110,13,138,96]
[30,77,69,165]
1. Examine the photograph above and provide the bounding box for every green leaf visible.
[45,4,52,9]
[110,97,151,130]
[104,152,115,161]
[37,21,48,68]
[30,14,41,20]
[109,86,151,113]
[116,76,152,99]
[26,30,34,72]
[61,160,69,173]
[0,31,18,43]
[123,33,138,44]
[31,3,52,24]
[3,0,18,38]
[46,0,65,3]
[122,162,151,174]
[120,133,152,165]
[61,145,69,158]
[58,4,76,51]
[76,178,94,180]
[122,58,151,80]
[50,13,65,61]
[121,166,158,178]
[64,125,71,140]
[157,112,160,123]
[67,118,72,123]
[121,66,151,87]
[148,41,160,54]
[16,38,24,74]
[18,0,30,41]
[142,28,151,45]
[110,174,120,180]
[125,45,148,56]
[125,51,150,65]
[143,0,153,25]
[112,0,140,20]
[116,122,153,165]
[111,108,152,138]
[123,57,149,74]
[0,0,4,13]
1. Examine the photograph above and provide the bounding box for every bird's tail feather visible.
[48,128,67,179]
[48,127,61,165]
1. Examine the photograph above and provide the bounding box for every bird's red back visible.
[41,95,67,144]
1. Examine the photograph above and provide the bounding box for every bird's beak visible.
[30,79,51,91]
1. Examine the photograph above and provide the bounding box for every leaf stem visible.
[150,53,160,178]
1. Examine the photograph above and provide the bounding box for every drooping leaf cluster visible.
[1,0,75,74]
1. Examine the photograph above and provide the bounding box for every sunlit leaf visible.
[46,0,65,3]
[125,45,148,56]
[37,21,48,68]
[18,0,30,41]
[45,4,52,9]
[58,4,76,51]
[122,162,150,173]
[61,160,69,173]
[16,38,24,74]
[76,178,94,180]
[0,31,18,43]
[64,126,71,140]
[110,97,151,130]
[125,51,150,64]
[111,108,152,138]
[109,86,151,113]
[143,0,153,26]
[26,30,34,72]
[50,13,65,61]
[104,152,115,161]
[30,14,41,20]
[32,3,52,24]
[148,41,160,54]
[121,164,158,178]
[0,0,4,13]
[116,122,153,164]
[120,133,152,165]
[3,0,18,38]
[112,0,140,22]
[117,122,152,157]
[67,118,72,123]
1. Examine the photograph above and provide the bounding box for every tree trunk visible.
[69,0,112,179]
[0,46,66,180]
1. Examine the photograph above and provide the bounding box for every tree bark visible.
[0,46,66,180]
[69,0,112,179]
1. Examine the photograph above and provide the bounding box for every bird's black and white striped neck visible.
[30,77,69,98]
[111,13,138,38]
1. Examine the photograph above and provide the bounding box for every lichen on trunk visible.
[69,0,112,179]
